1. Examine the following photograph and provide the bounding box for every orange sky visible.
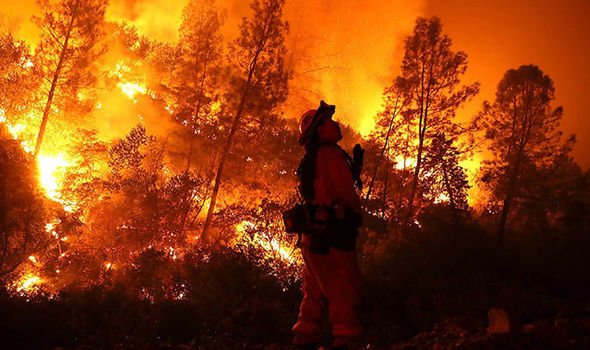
[426,0,590,169]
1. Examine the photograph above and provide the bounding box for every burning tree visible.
[33,0,107,157]
[475,64,573,247]
[202,0,290,242]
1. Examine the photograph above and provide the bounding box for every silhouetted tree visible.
[33,0,107,156]
[202,0,289,242]
[366,77,410,203]
[0,126,48,278]
[475,64,569,247]
[422,133,469,222]
[398,17,479,224]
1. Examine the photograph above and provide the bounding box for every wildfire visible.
[0,0,496,301]
[210,101,221,114]
[37,153,73,205]
[235,220,297,264]
[18,274,43,292]
[10,272,46,297]
[434,193,450,204]
[117,81,147,103]
[460,155,483,207]
[1,111,74,204]
[393,155,416,170]
[0,112,34,153]
[23,59,34,69]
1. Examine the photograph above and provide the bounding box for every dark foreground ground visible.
[3,278,590,349]
[3,284,589,350]
[2,225,590,349]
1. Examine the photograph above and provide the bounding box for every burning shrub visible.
[24,123,303,297]
[214,198,302,285]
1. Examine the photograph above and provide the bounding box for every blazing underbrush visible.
[2,122,590,348]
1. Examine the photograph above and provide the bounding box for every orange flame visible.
[117,82,147,103]
[37,153,72,203]
[235,220,298,264]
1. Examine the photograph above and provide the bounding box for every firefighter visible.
[291,101,363,350]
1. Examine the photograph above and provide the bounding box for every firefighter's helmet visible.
[298,100,335,145]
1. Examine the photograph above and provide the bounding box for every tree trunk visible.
[406,126,425,225]
[365,101,399,201]
[200,86,249,243]
[497,195,512,248]
[34,0,80,157]
[497,150,524,248]
[381,160,390,220]
[406,62,428,227]
[497,168,518,248]
[201,2,278,244]
[186,137,195,171]
[201,55,262,242]
[200,3,276,243]
[441,159,459,225]
[186,56,208,171]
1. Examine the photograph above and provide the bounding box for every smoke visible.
[105,0,426,135]
[0,0,40,43]
[282,0,426,134]
[1,0,426,141]
[106,0,187,41]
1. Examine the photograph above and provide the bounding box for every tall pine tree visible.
[201,0,289,242]
[476,64,569,247]
[398,17,478,224]
[33,0,107,156]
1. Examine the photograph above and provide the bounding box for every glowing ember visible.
[267,238,295,262]
[16,273,44,293]
[434,193,450,204]
[45,222,55,233]
[167,246,178,261]
[112,62,132,79]
[210,101,221,114]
